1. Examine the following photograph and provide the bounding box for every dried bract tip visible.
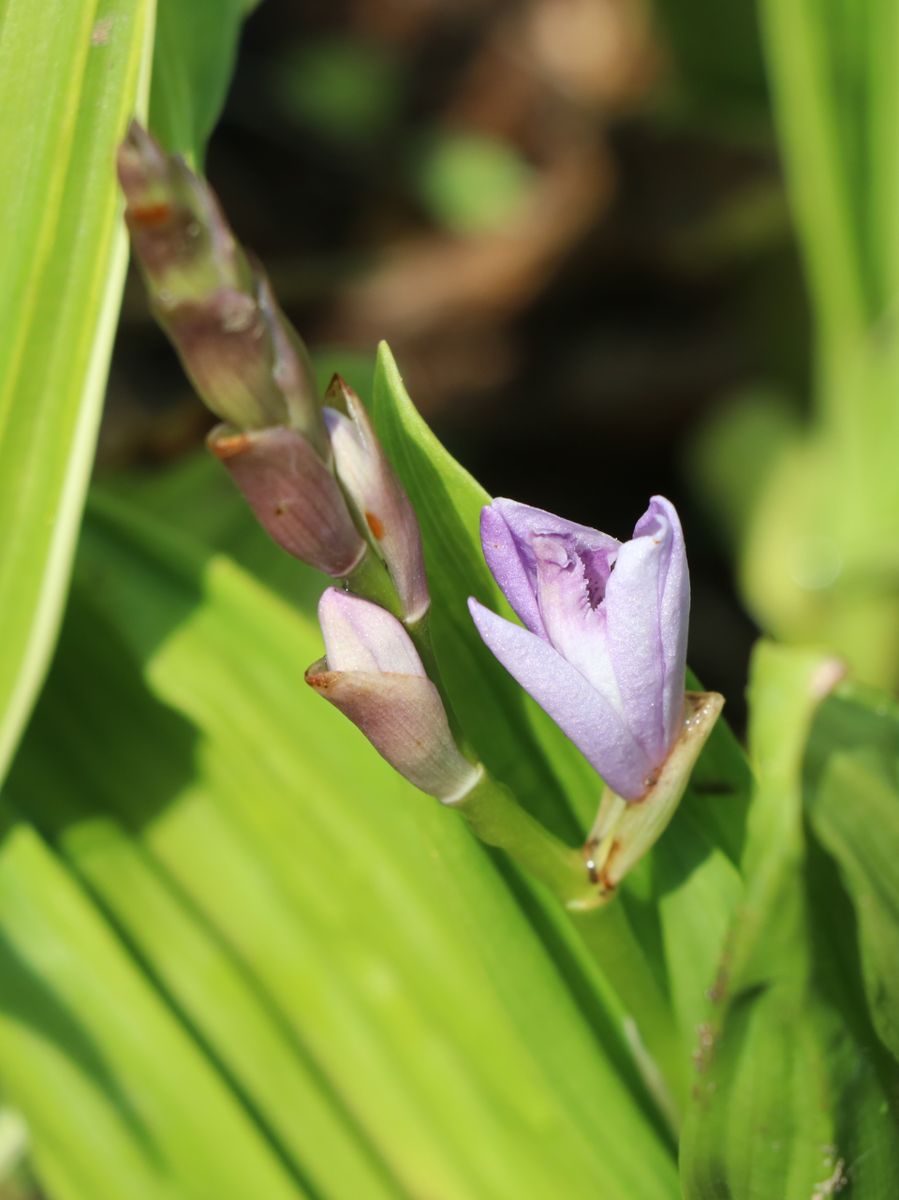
[571,691,724,909]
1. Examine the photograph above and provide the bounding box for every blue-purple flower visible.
[468,496,689,800]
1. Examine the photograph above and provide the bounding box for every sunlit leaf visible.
[5,492,681,1199]
[0,0,155,787]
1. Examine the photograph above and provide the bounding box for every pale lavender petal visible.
[307,664,478,801]
[468,599,653,799]
[318,589,425,676]
[480,504,546,636]
[493,497,617,548]
[482,499,620,634]
[637,496,689,748]
[603,495,689,762]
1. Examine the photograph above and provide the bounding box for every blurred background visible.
[102,0,811,729]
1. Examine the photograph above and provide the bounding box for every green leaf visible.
[0,807,309,1200]
[149,0,257,160]
[680,644,899,1198]
[0,0,155,787]
[805,685,899,1066]
[6,491,680,1199]
[370,340,760,1115]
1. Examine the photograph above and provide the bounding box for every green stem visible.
[569,901,686,1127]
[455,770,685,1127]
[344,550,403,619]
[454,772,596,908]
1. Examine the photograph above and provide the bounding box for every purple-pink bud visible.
[324,377,430,623]
[307,590,478,801]
[208,426,365,577]
[469,496,690,800]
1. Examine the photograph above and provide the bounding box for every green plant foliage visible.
[0,0,154,789]
[149,0,260,160]
[372,343,598,838]
[680,644,899,1198]
[693,0,899,690]
[4,491,682,1199]
[806,686,899,1067]
[371,343,754,1113]
[274,36,402,144]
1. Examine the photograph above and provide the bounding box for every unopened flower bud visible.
[118,122,321,443]
[306,590,479,801]
[324,376,429,623]
[208,426,365,577]
[117,120,247,306]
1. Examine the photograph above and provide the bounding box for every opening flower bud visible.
[306,590,478,802]
[209,426,365,577]
[324,376,430,623]
[469,495,690,800]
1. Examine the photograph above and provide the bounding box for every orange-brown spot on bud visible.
[209,432,251,461]
[365,511,385,540]
[130,202,174,227]
[305,668,337,692]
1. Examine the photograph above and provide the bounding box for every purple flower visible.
[468,496,689,800]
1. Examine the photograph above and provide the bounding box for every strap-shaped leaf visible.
[0,0,154,785]
[806,686,899,1067]
[680,645,899,1198]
